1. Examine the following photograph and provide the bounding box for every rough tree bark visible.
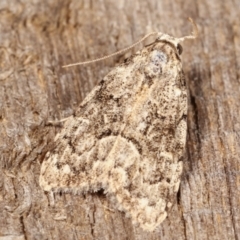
[0,0,240,239]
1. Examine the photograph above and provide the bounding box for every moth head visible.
[156,34,184,56]
[156,18,198,56]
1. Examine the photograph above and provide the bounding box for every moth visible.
[40,19,197,231]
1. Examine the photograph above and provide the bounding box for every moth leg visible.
[46,116,72,126]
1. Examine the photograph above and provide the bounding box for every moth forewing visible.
[40,20,197,231]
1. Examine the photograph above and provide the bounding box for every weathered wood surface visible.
[0,0,240,239]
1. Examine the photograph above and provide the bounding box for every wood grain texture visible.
[0,0,239,239]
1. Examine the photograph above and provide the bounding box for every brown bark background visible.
[1,0,240,239]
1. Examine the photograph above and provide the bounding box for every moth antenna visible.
[62,32,158,68]
[179,18,198,42]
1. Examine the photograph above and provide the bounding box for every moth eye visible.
[177,44,183,55]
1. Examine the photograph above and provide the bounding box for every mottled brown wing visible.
[40,39,187,231]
